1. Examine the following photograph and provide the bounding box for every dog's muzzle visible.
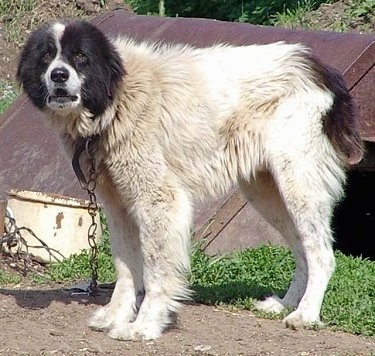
[47,66,80,108]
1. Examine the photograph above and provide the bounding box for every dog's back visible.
[109,40,363,199]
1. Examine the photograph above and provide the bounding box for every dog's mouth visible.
[48,88,78,104]
[47,88,80,110]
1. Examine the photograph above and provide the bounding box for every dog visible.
[17,20,363,341]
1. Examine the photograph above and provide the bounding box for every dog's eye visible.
[74,51,87,64]
[42,52,52,62]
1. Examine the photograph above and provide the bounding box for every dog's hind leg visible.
[108,186,192,341]
[265,142,345,328]
[89,203,143,332]
[239,172,307,313]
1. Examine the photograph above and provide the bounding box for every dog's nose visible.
[50,67,69,83]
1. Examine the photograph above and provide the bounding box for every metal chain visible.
[85,158,99,291]
[70,135,101,295]
[1,208,66,275]
[82,140,100,292]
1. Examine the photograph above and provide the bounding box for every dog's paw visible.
[89,301,138,332]
[89,306,113,331]
[283,310,323,330]
[254,295,285,313]
[108,321,163,341]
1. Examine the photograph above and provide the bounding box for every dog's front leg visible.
[108,186,192,341]
[89,203,143,332]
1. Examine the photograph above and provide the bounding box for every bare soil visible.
[305,0,375,33]
[1,1,375,355]
[0,284,374,356]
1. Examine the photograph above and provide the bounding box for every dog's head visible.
[17,20,125,118]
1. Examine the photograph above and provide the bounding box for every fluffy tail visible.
[308,55,364,165]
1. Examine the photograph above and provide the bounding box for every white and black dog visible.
[17,20,363,340]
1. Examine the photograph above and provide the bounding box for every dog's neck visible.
[47,102,116,140]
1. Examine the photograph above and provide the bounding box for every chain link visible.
[84,157,99,291]
[71,135,101,294]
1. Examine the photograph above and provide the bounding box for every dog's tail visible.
[308,55,364,166]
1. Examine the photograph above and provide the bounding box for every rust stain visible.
[56,212,64,229]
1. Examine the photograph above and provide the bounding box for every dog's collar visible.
[72,135,100,188]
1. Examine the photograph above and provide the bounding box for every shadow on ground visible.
[0,280,285,311]
[0,283,113,309]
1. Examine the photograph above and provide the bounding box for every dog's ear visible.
[16,23,52,109]
[84,30,126,114]
[83,22,126,101]
[62,21,126,116]
[105,42,126,100]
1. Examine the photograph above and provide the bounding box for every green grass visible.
[0,0,36,13]
[191,246,375,336]
[190,244,294,306]
[0,0,38,46]
[323,252,375,335]
[272,0,318,29]
[337,0,375,32]
[0,268,22,285]
[21,233,375,337]
[0,82,19,114]
[320,0,375,33]
[0,0,88,47]
[272,0,374,32]
[31,219,115,284]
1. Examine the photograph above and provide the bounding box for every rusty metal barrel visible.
[1,9,374,253]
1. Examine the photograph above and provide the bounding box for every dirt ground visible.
[0,284,374,356]
[1,1,375,355]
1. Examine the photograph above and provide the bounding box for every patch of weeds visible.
[348,0,375,19]
[0,81,19,114]
[0,0,36,14]
[45,228,115,284]
[190,244,294,305]
[31,213,115,284]
[323,251,375,336]
[271,0,319,29]
[324,0,375,32]
[190,245,375,336]
[345,0,375,32]
[0,0,87,48]
[273,0,374,32]
[1,0,38,46]
[0,267,22,285]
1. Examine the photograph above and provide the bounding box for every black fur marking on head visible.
[17,24,57,109]
[60,21,125,116]
[308,55,364,165]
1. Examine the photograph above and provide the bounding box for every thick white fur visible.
[45,31,346,340]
